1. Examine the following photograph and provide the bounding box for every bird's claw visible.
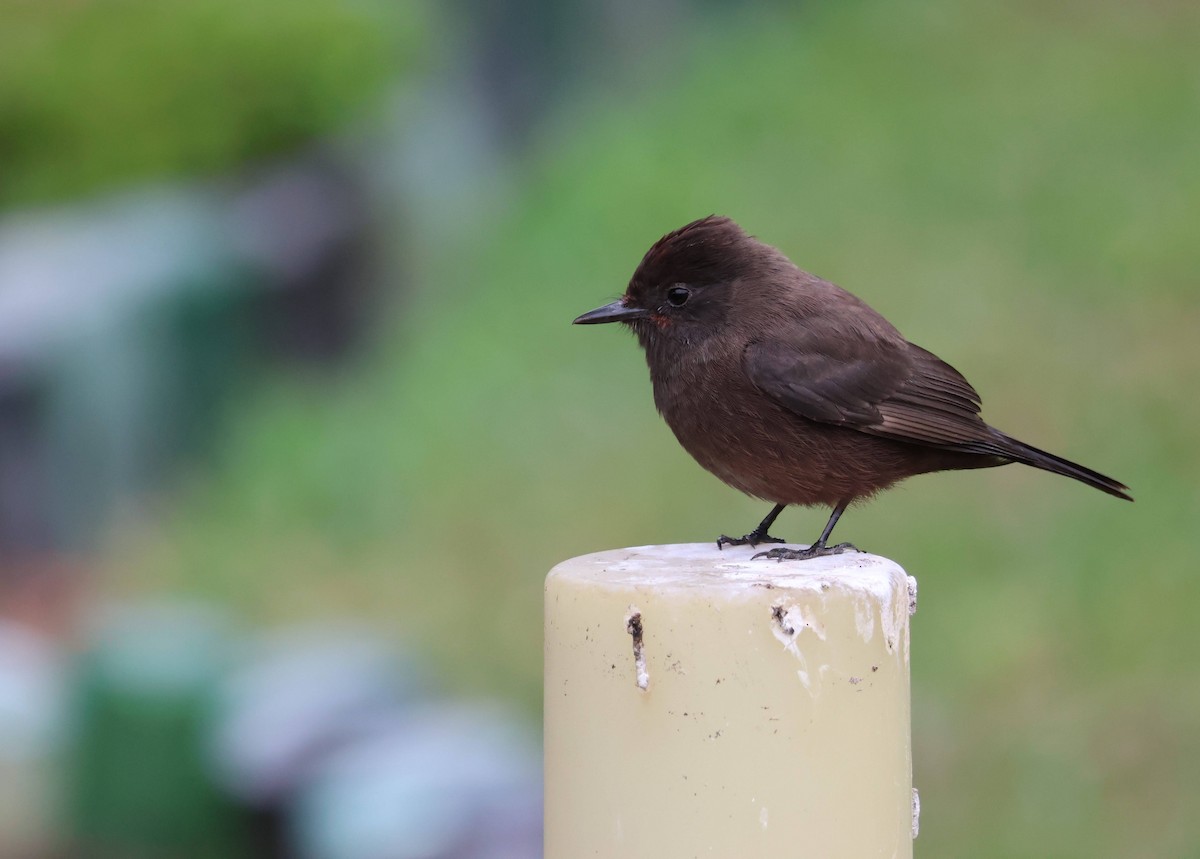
[752,542,860,562]
[717,532,787,550]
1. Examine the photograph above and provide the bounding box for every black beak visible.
[573,300,649,325]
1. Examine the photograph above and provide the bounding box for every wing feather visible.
[745,334,1002,454]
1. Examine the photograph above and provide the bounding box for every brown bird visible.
[574,215,1131,560]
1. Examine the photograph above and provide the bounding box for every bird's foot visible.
[752,542,860,562]
[716,532,786,550]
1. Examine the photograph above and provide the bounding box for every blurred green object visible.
[0,0,425,210]
[66,602,246,858]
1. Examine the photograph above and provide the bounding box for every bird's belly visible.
[656,379,928,507]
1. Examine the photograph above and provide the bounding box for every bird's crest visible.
[630,215,751,293]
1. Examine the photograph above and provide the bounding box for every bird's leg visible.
[717,503,788,549]
[752,500,860,561]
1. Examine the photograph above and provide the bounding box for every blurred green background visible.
[1,0,1197,856]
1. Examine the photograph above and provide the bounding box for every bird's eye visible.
[666,286,691,307]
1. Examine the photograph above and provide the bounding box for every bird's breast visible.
[647,347,931,507]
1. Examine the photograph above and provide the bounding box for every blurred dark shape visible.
[0,375,53,556]
[231,156,380,364]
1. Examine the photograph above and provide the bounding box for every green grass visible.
[0,0,424,209]
[106,1,1200,855]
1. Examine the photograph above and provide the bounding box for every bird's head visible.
[573,215,758,347]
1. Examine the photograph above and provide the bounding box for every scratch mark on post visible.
[770,604,794,636]
[626,607,648,691]
[912,787,921,840]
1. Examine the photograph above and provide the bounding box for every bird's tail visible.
[992,431,1132,501]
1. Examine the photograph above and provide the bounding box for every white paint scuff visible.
[854,597,875,643]
[565,543,915,660]
[772,601,832,696]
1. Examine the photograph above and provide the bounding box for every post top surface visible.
[551,543,909,602]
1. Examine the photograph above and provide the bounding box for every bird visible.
[573,215,1131,561]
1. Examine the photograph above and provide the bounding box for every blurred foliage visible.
[0,0,424,209]
[105,0,1199,856]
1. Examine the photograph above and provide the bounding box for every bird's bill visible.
[572,300,649,325]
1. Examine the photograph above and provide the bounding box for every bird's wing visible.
[745,334,1009,455]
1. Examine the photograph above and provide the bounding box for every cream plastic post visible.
[544,543,918,857]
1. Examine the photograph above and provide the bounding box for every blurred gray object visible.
[289,703,542,859]
[210,624,426,806]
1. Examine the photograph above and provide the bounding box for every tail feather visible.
[993,431,1132,501]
